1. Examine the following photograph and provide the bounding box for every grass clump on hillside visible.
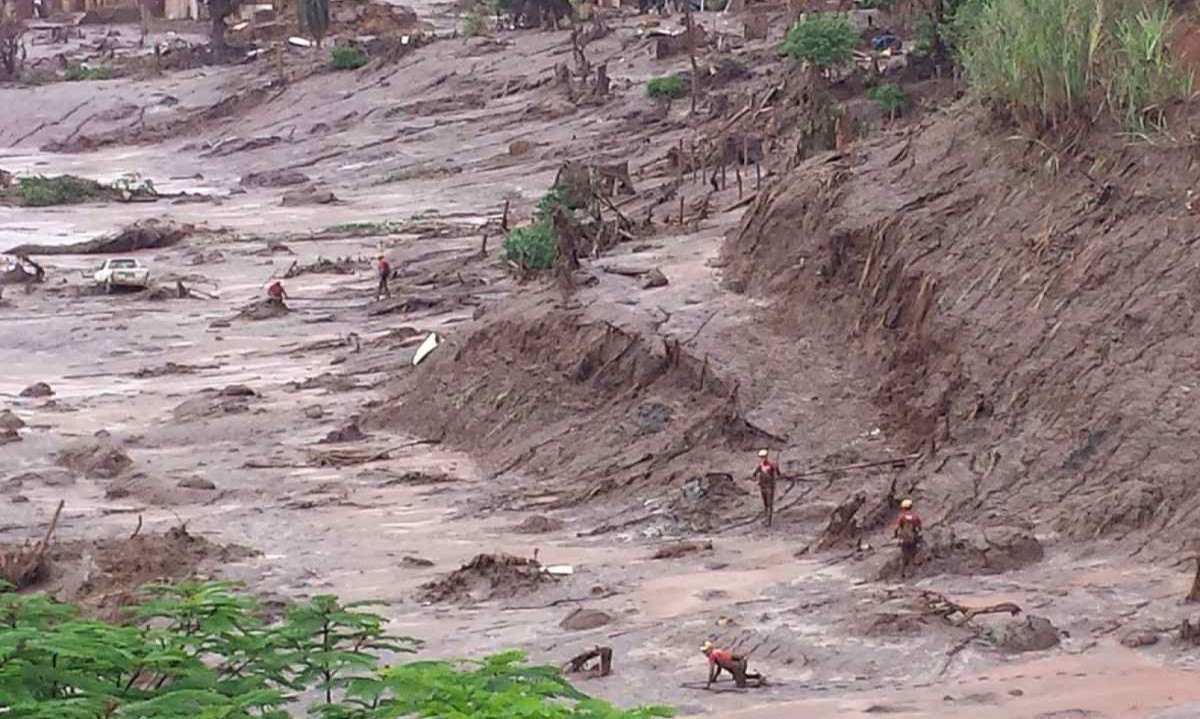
[646,74,689,99]
[782,14,860,70]
[958,0,1191,132]
[331,45,368,70]
[503,186,570,272]
[17,175,105,206]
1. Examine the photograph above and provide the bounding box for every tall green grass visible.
[957,0,1191,132]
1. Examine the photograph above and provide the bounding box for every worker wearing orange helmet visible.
[894,498,924,578]
[753,449,780,528]
[701,640,763,689]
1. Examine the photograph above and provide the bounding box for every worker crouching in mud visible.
[894,498,924,579]
[701,641,765,689]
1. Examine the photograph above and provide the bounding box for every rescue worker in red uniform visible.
[375,255,392,300]
[267,280,287,301]
[753,449,780,527]
[701,641,763,689]
[894,498,924,579]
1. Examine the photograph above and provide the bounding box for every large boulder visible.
[986,615,1061,653]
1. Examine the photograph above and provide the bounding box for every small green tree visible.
[866,82,909,120]
[782,14,860,73]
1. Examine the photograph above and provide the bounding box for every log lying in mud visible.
[563,646,613,677]
[918,590,1022,627]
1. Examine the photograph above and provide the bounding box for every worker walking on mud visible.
[375,254,392,300]
[267,280,288,302]
[894,498,923,579]
[753,449,780,527]
[701,640,764,689]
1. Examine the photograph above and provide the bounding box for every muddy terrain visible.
[3,0,1200,717]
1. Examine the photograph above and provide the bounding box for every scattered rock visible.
[0,409,26,430]
[304,405,325,419]
[1120,629,1159,648]
[560,608,612,631]
[281,187,338,206]
[177,477,217,490]
[219,385,257,398]
[320,423,367,443]
[987,615,1061,652]
[172,387,258,421]
[509,140,534,156]
[11,495,29,504]
[512,515,564,534]
[9,469,76,487]
[401,555,435,568]
[650,540,713,560]
[56,437,132,479]
[641,267,669,289]
[241,169,310,188]
[0,427,20,444]
[19,381,54,398]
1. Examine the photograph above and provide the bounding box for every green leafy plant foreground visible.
[0,582,671,719]
[645,74,689,99]
[782,14,860,70]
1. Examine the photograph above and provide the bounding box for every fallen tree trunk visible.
[563,645,613,677]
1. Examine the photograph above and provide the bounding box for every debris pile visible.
[236,296,290,321]
[418,553,548,604]
[56,436,133,479]
[8,219,192,256]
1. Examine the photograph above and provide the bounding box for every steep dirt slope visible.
[724,105,1200,550]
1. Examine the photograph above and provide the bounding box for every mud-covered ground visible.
[3,3,1200,718]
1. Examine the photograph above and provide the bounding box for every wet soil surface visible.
[3,4,1200,718]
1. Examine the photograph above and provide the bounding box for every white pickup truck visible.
[93,258,150,292]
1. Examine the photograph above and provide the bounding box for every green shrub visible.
[782,14,860,70]
[330,45,368,70]
[866,82,909,119]
[17,175,105,206]
[503,185,575,271]
[64,63,112,81]
[646,74,689,99]
[464,10,485,35]
[503,217,557,270]
[0,582,673,719]
[958,0,1190,131]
